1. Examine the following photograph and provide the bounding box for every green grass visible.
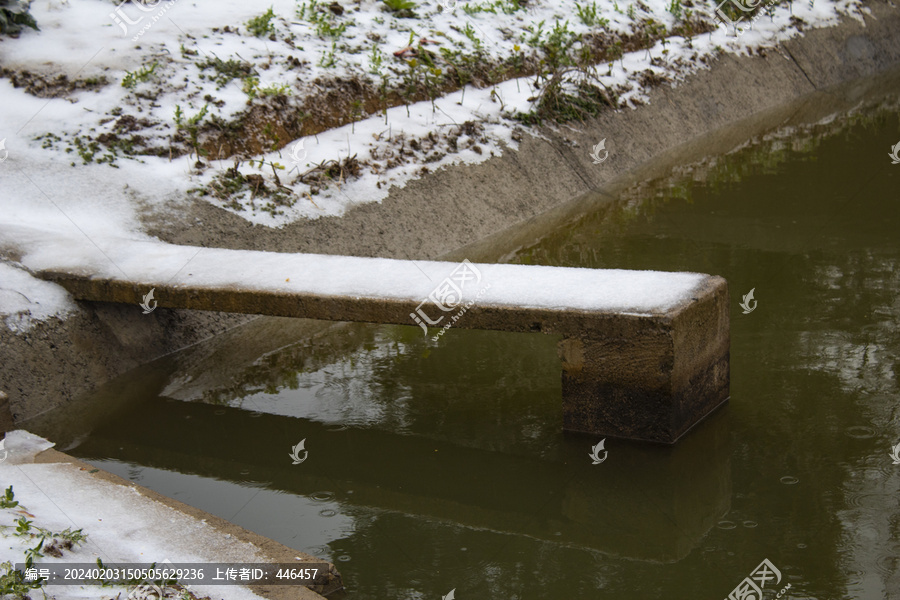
[198,56,257,89]
[461,0,527,15]
[0,486,89,599]
[122,61,158,89]
[382,0,417,16]
[297,0,349,38]
[574,1,609,27]
[243,77,292,99]
[0,0,39,35]
[246,7,277,37]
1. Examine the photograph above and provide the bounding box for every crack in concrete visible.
[548,137,596,192]
[783,43,818,91]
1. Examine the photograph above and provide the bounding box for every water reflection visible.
[27,88,900,598]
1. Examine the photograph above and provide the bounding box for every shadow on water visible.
[27,69,900,598]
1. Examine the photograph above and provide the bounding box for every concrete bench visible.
[33,240,730,443]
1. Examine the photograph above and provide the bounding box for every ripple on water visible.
[337,555,351,562]
[843,490,889,509]
[319,509,338,517]
[315,381,347,400]
[780,476,799,485]
[717,521,737,530]
[876,554,900,577]
[742,521,758,528]
[844,569,865,589]
[214,409,226,415]
[845,425,876,439]
[860,455,899,479]
[310,491,335,502]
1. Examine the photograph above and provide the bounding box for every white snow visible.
[11,230,708,313]
[0,261,79,332]
[0,429,56,464]
[0,0,866,326]
[0,430,284,600]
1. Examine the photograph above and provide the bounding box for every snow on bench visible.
[28,238,730,444]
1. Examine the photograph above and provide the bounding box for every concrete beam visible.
[35,243,729,443]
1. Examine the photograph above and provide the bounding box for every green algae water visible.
[28,97,900,599]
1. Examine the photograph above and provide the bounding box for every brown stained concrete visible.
[30,447,344,599]
[0,391,13,434]
[558,276,730,443]
[40,267,729,444]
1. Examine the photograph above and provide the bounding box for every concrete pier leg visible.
[0,392,13,435]
[558,279,730,444]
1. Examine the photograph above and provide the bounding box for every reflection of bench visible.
[35,240,730,444]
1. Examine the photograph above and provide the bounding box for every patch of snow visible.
[10,231,708,313]
[0,430,276,600]
[0,261,78,332]
[0,429,56,464]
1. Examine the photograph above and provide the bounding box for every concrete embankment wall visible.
[2,1,900,423]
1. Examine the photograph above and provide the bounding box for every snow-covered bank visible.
[0,0,871,331]
[0,430,333,600]
[1,0,865,222]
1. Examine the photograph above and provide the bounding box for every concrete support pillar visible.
[0,391,13,435]
[558,279,730,443]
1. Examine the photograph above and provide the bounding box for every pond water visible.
[28,91,900,599]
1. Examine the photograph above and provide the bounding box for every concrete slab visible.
[32,243,730,443]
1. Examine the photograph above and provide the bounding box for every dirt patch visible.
[0,67,108,97]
